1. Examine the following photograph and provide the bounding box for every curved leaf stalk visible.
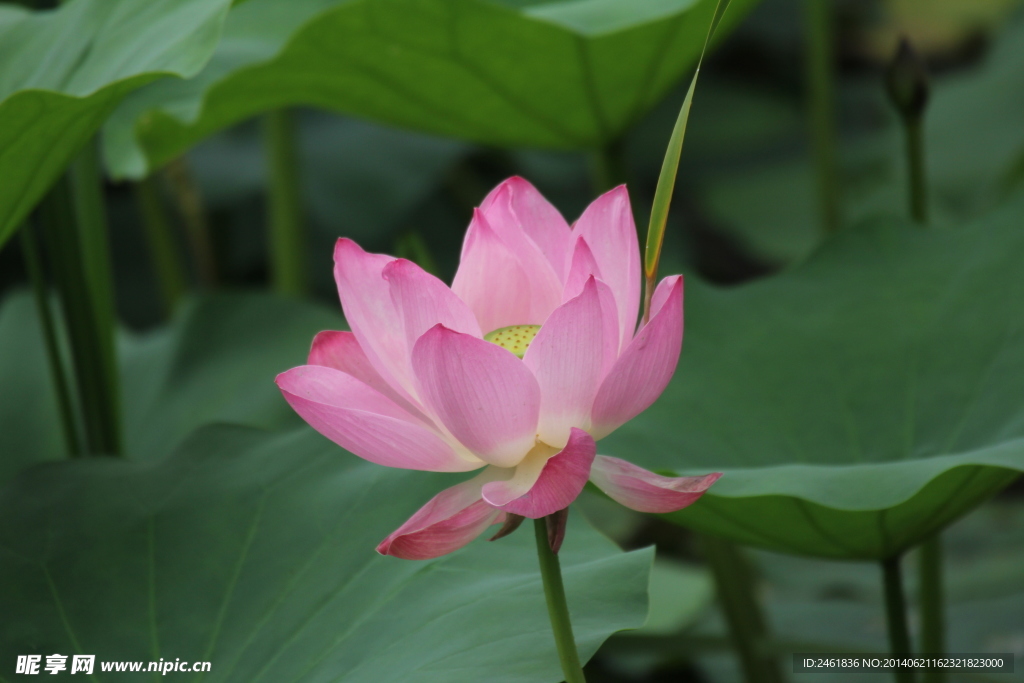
[643,0,732,323]
[881,555,915,683]
[802,0,841,234]
[41,144,122,456]
[19,224,81,456]
[134,177,188,318]
[534,516,586,683]
[700,534,784,683]
[164,157,218,288]
[263,109,308,297]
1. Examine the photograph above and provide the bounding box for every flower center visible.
[484,324,541,359]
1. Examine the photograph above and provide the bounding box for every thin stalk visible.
[700,534,783,683]
[906,116,928,223]
[263,109,307,297]
[164,157,218,287]
[803,0,842,234]
[881,556,915,683]
[43,143,122,456]
[134,177,188,318]
[19,225,81,456]
[534,517,586,683]
[919,535,944,683]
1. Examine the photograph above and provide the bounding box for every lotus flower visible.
[277,178,720,559]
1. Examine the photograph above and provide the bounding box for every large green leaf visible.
[0,425,652,682]
[0,291,341,480]
[0,0,234,248]
[602,197,1024,560]
[102,0,761,179]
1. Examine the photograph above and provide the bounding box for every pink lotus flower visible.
[277,178,720,560]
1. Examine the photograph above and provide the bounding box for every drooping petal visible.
[277,365,482,472]
[332,239,415,399]
[523,278,607,447]
[383,258,482,351]
[377,470,506,560]
[572,186,641,351]
[590,275,683,439]
[589,455,720,513]
[412,324,541,467]
[481,428,596,518]
[480,176,573,281]
[451,210,536,332]
[307,330,425,419]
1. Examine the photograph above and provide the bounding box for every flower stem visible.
[19,224,81,457]
[700,534,784,683]
[803,0,841,234]
[905,114,928,224]
[534,517,586,683]
[918,535,945,683]
[881,555,915,683]
[263,109,308,297]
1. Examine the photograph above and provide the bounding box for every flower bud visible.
[886,38,930,121]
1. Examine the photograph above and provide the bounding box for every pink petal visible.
[572,186,641,351]
[277,365,481,472]
[564,239,622,363]
[377,471,505,560]
[383,258,482,351]
[333,239,416,399]
[523,278,608,447]
[562,237,604,301]
[480,177,573,281]
[412,324,541,467]
[307,331,425,419]
[589,455,721,513]
[650,273,680,318]
[481,428,596,518]
[451,210,535,333]
[590,275,683,439]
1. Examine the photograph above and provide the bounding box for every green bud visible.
[886,38,930,120]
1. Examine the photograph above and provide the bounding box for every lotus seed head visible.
[484,324,542,359]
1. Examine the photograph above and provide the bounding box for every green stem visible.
[263,109,307,297]
[919,535,945,683]
[163,157,218,288]
[134,177,188,318]
[700,535,783,683]
[19,225,81,457]
[905,115,928,224]
[41,144,121,456]
[534,517,586,683]
[881,556,915,683]
[803,0,841,234]
[588,139,627,195]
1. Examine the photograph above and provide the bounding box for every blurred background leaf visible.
[101,0,763,179]
[0,0,234,247]
[604,195,1024,559]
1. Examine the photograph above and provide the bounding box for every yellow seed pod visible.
[484,324,542,359]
